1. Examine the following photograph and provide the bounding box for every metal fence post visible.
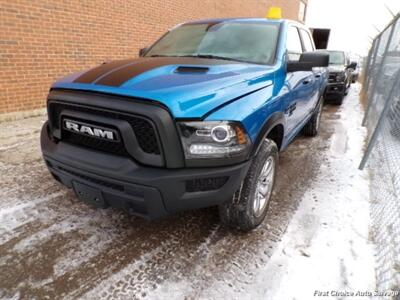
[362,39,377,93]
[362,36,380,125]
[359,71,400,170]
[361,14,400,294]
[362,23,397,126]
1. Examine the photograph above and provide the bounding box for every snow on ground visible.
[0,84,376,299]
[244,85,376,300]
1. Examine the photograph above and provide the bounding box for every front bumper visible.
[41,123,250,219]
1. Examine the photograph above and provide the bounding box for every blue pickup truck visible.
[41,18,328,230]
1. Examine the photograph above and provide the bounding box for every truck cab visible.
[41,18,328,230]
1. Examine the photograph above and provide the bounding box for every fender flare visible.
[250,111,285,157]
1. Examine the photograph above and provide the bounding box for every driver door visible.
[284,25,315,137]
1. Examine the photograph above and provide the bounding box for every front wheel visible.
[218,139,278,231]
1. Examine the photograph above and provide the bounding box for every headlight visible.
[178,121,251,159]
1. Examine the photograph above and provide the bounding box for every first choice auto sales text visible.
[314,290,399,297]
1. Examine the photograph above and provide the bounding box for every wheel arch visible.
[250,112,285,157]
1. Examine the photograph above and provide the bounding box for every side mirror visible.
[347,61,357,69]
[139,47,148,57]
[287,52,329,72]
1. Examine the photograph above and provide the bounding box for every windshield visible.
[327,51,345,65]
[145,22,280,65]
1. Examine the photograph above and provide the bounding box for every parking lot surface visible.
[0,85,374,299]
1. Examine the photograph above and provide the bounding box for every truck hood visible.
[328,65,346,73]
[53,57,275,118]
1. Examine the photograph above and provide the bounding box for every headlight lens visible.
[178,121,250,159]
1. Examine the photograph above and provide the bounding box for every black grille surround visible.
[46,90,185,168]
[48,102,161,157]
[328,72,344,83]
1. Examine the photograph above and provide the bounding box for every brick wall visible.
[0,0,304,114]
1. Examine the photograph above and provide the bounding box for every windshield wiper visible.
[191,54,242,62]
[178,54,248,63]
[148,54,246,63]
[148,54,174,57]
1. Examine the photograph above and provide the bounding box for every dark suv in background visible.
[318,50,357,105]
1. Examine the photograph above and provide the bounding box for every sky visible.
[306,0,400,56]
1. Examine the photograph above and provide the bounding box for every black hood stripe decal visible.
[95,57,181,86]
[74,57,238,87]
[92,60,149,84]
[74,59,136,84]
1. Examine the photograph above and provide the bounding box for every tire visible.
[344,81,349,95]
[218,139,278,231]
[302,98,323,137]
[332,93,344,105]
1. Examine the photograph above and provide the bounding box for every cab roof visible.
[180,17,307,31]
[182,17,288,25]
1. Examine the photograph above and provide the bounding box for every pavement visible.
[0,84,375,300]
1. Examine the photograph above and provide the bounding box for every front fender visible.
[204,84,285,150]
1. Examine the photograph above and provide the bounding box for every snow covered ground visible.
[244,85,376,300]
[0,84,376,299]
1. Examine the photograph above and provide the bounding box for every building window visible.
[298,1,307,22]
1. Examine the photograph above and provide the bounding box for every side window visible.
[287,26,303,61]
[300,29,315,52]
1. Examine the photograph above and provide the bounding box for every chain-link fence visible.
[359,13,400,298]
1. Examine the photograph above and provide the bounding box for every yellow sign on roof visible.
[266,7,282,19]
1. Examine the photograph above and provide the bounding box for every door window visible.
[300,29,315,52]
[287,26,303,61]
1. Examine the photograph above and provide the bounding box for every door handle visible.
[315,74,321,78]
[303,79,311,84]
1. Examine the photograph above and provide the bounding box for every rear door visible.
[284,25,315,136]
[299,28,320,113]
